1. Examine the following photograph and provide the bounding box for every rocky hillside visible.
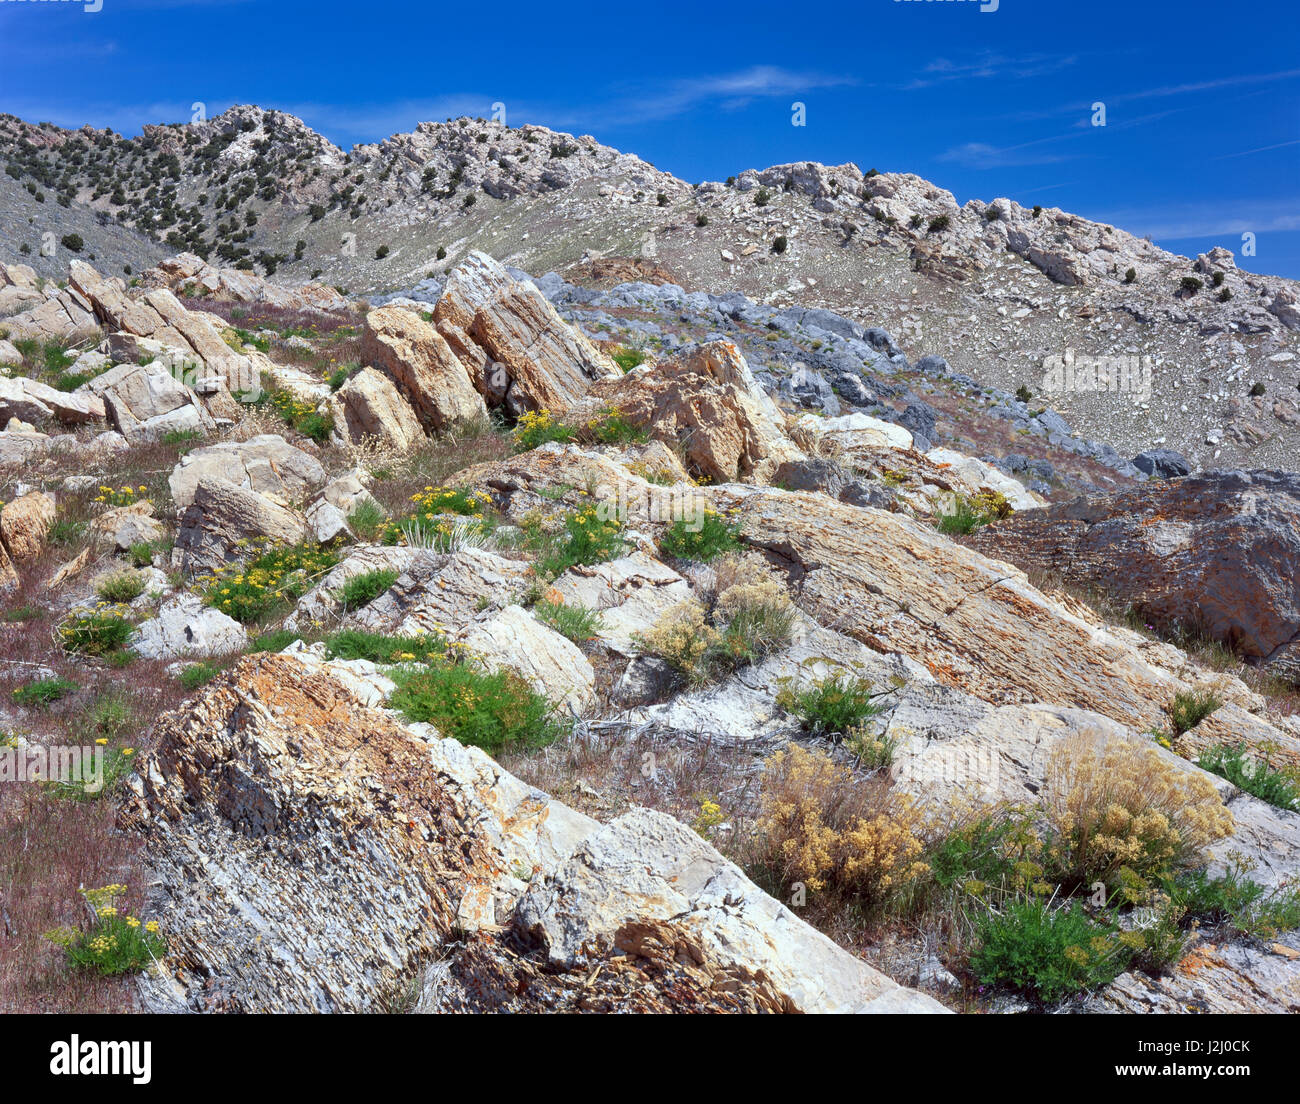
[2,105,1298,471]
[0,248,1297,1015]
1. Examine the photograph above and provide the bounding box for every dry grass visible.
[499,721,765,838]
[0,626,196,1011]
[0,788,144,1012]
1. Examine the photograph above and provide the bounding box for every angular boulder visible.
[168,434,326,514]
[362,306,487,433]
[0,490,56,562]
[583,341,803,483]
[433,251,618,413]
[172,477,312,570]
[132,594,248,660]
[331,365,425,449]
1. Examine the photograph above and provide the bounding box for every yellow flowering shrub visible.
[755,745,929,909]
[380,485,493,546]
[513,408,576,451]
[1044,734,1235,888]
[199,539,339,623]
[45,885,165,976]
[636,600,719,683]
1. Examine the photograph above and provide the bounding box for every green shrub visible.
[659,508,741,563]
[13,676,78,708]
[1180,276,1203,293]
[778,672,887,738]
[379,485,492,548]
[927,214,950,233]
[513,409,576,451]
[1169,689,1222,734]
[325,628,443,664]
[772,235,788,254]
[48,517,87,547]
[842,725,901,770]
[970,898,1129,1002]
[179,661,221,690]
[96,571,145,604]
[1169,862,1300,939]
[347,499,386,540]
[936,492,1010,536]
[59,608,133,655]
[537,507,624,577]
[128,541,156,568]
[610,346,647,373]
[928,808,1043,894]
[1014,384,1033,404]
[248,628,301,653]
[337,568,399,611]
[79,692,134,744]
[584,407,647,445]
[242,384,334,443]
[388,662,564,754]
[534,599,604,643]
[1196,743,1299,811]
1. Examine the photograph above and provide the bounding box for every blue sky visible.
[3,0,1299,276]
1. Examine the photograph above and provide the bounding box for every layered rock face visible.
[968,470,1300,684]
[360,250,619,427]
[120,654,945,1014]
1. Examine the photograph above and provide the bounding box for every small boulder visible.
[132,594,248,660]
[0,490,56,562]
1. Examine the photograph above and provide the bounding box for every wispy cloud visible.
[936,140,1075,169]
[1211,138,1300,161]
[578,66,858,127]
[1002,67,1300,122]
[906,52,1078,90]
[1089,199,1300,241]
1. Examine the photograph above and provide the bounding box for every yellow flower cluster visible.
[692,797,725,837]
[93,484,149,507]
[199,540,338,622]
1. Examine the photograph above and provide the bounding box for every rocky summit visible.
[1,126,1299,1023]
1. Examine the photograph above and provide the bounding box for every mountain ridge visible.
[2,103,1298,469]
